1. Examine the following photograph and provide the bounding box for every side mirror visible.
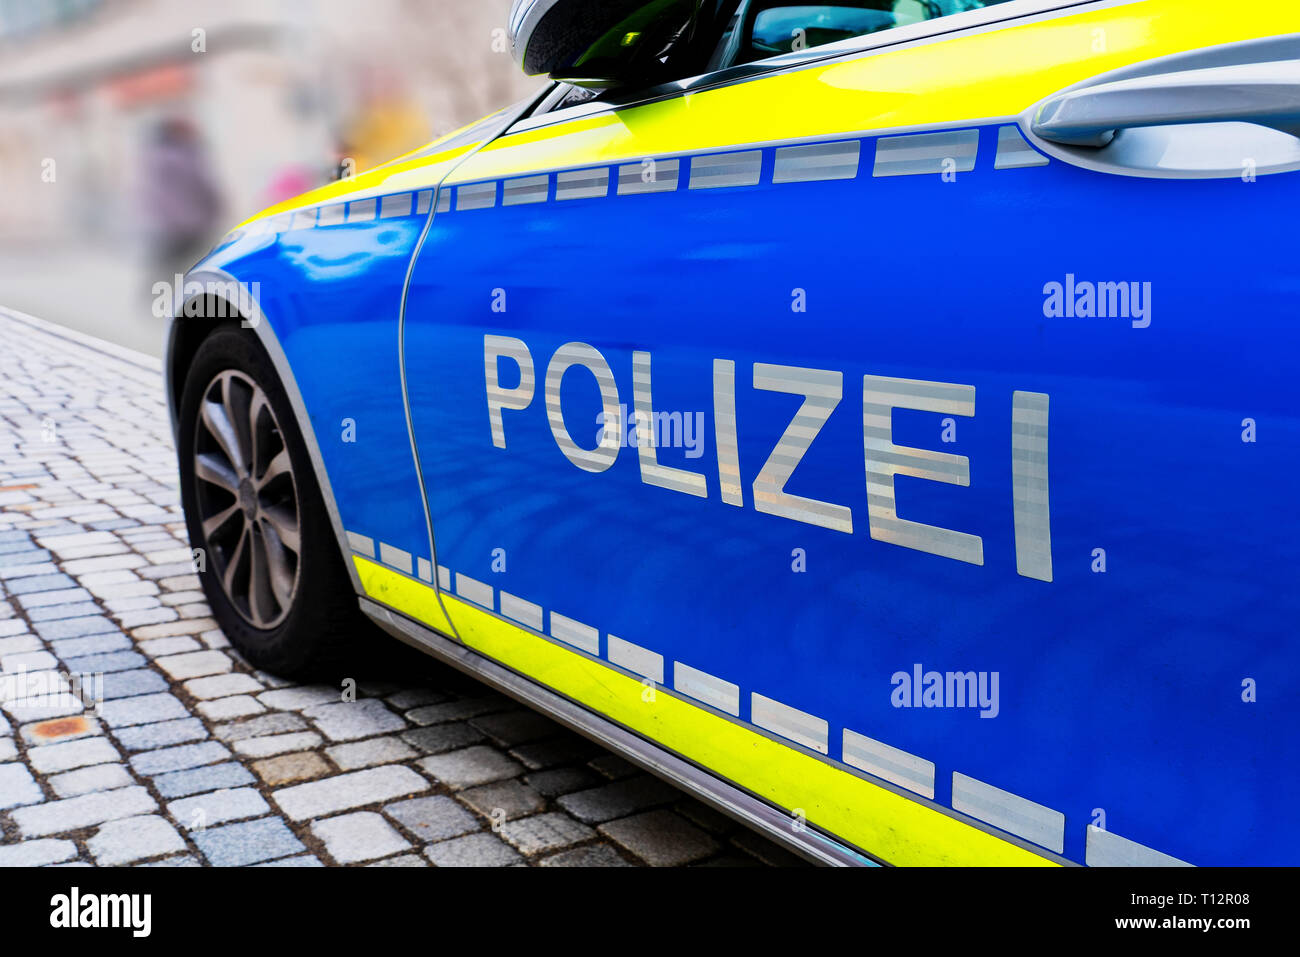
[508,0,700,90]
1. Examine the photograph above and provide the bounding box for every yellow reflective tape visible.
[451,0,1299,182]
[354,554,1057,865]
[353,555,455,636]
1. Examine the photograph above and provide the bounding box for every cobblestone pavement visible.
[0,308,798,868]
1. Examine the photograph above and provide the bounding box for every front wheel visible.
[177,324,365,677]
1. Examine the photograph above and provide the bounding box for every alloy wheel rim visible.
[193,369,301,630]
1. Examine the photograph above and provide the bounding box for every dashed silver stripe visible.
[457,182,497,210]
[417,557,433,584]
[347,198,377,223]
[690,150,762,189]
[674,662,740,716]
[416,189,434,215]
[607,635,663,683]
[773,140,860,183]
[952,772,1065,853]
[436,565,451,590]
[380,192,413,219]
[500,591,544,631]
[617,158,679,194]
[346,532,375,559]
[556,167,609,201]
[549,612,599,655]
[378,542,413,576]
[455,572,494,609]
[751,693,828,754]
[1086,826,1193,867]
[873,129,979,177]
[316,204,346,227]
[435,189,451,213]
[290,207,318,230]
[503,174,550,206]
[995,125,1049,170]
[842,729,935,799]
[1012,391,1053,582]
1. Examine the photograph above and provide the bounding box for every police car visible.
[167,0,1300,866]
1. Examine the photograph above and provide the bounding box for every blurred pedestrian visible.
[139,117,223,282]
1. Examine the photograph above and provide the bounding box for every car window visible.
[719,0,1018,66]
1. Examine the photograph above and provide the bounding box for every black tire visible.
[177,324,364,678]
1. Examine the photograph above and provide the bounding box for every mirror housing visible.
[509,0,700,90]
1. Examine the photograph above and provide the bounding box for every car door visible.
[398,0,1300,865]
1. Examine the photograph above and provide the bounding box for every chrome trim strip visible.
[316,203,346,227]
[455,572,495,610]
[607,635,664,684]
[555,167,610,200]
[873,129,980,177]
[617,158,680,194]
[674,661,740,716]
[502,174,550,205]
[457,181,498,210]
[549,611,600,655]
[773,140,861,183]
[994,125,1051,169]
[347,198,377,222]
[380,192,413,219]
[842,729,936,799]
[689,150,762,189]
[379,541,413,575]
[952,772,1066,853]
[751,693,829,754]
[416,557,433,583]
[500,590,544,631]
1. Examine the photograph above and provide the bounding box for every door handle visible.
[1032,59,1300,148]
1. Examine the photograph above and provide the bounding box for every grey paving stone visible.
[192,817,307,867]
[273,765,430,821]
[18,714,103,747]
[307,698,407,742]
[49,634,132,660]
[417,746,524,790]
[256,686,341,711]
[4,573,76,595]
[113,717,208,752]
[235,732,323,760]
[12,785,156,837]
[540,844,635,867]
[405,695,511,727]
[0,838,77,867]
[470,709,563,747]
[0,634,40,656]
[88,814,186,866]
[48,762,134,798]
[326,735,418,771]
[196,695,264,721]
[0,761,44,809]
[312,811,411,864]
[525,766,603,798]
[499,812,596,856]
[137,637,200,658]
[101,668,169,701]
[152,761,255,799]
[508,735,601,771]
[730,828,811,867]
[253,854,322,867]
[598,810,720,866]
[100,692,188,728]
[423,832,523,867]
[154,650,231,681]
[400,722,485,755]
[130,740,231,776]
[27,735,121,774]
[136,855,201,867]
[588,754,640,780]
[384,688,447,711]
[556,776,681,824]
[184,673,264,700]
[0,737,15,761]
[459,780,546,822]
[0,649,57,671]
[34,615,118,641]
[29,602,102,623]
[212,711,306,743]
[367,853,427,867]
[63,650,146,674]
[383,795,480,842]
[167,788,271,829]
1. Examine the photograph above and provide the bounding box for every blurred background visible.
[0,0,542,355]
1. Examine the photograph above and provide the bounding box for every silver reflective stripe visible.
[458,182,497,210]
[607,635,663,683]
[773,140,861,183]
[417,558,433,583]
[503,174,550,205]
[500,591,544,631]
[416,190,434,215]
[863,375,982,565]
[995,125,1049,169]
[751,693,828,754]
[952,772,1065,853]
[674,662,740,715]
[632,351,706,497]
[617,158,680,194]
[873,129,979,177]
[550,612,599,655]
[690,150,762,189]
[455,572,494,609]
[316,204,346,227]
[379,542,413,575]
[267,212,294,233]
[347,199,377,222]
[556,167,609,200]
[1086,825,1192,867]
[1012,392,1053,582]
[381,192,413,218]
[346,532,375,558]
[436,189,451,213]
[842,729,935,798]
[713,359,743,507]
[437,565,451,590]
[290,207,318,230]
[753,364,853,534]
